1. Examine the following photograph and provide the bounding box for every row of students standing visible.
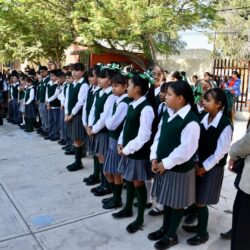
[77,64,233,250]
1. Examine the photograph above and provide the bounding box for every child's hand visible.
[196,167,207,177]
[67,114,73,121]
[228,158,235,172]
[151,159,158,174]
[47,104,51,110]
[157,162,166,175]
[117,145,124,156]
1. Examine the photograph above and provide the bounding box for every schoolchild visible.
[148,80,200,249]
[112,72,155,234]
[183,88,233,246]
[18,76,27,128]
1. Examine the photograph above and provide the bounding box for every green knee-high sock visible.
[197,206,209,236]
[123,181,135,212]
[135,185,147,225]
[163,206,172,233]
[109,182,114,193]
[167,208,185,238]
[99,164,105,186]
[114,184,123,204]
[185,203,197,216]
[93,156,100,179]
[75,146,83,165]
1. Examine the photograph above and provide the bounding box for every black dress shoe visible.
[65,150,75,155]
[102,197,113,204]
[182,225,198,233]
[58,139,66,145]
[134,202,153,209]
[50,137,60,141]
[148,207,164,216]
[93,187,112,196]
[126,221,143,233]
[83,174,93,182]
[103,200,122,209]
[62,145,69,150]
[220,229,231,240]
[187,233,209,246]
[44,136,52,140]
[154,235,179,250]
[66,162,83,172]
[91,185,102,193]
[148,228,166,241]
[85,176,100,186]
[112,209,133,219]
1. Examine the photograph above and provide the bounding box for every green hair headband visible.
[139,70,155,85]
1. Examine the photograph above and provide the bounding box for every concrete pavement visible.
[0,118,247,250]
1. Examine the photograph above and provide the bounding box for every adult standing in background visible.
[225,71,241,99]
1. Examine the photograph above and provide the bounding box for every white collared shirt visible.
[82,85,101,127]
[158,102,167,116]
[154,86,161,96]
[200,111,233,171]
[118,96,155,156]
[58,82,67,106]
[105,93,129,131]
[25,86,35,105]
[89,87,117,133]
[150,104,200,170]
[197,103,204,113]
[47,81,61,104]
[64,78,89,115]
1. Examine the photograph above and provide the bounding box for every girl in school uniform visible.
[82,65,102,186]
[112,72,155,234]
[24,78,36,132]
[18,76,27,128]
[183,88,233,246]
[65,63,89,171]
[148,80,200,249]
[87,64,118,196]
[102,72,130,209]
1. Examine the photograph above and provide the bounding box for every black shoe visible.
[126,221,143,233]
[148,207,164,216]
[154,235,179,250]
[91,185,102,193]
[62,145,69,150]
[134,202,152,209]
[220,229,231,240]
[182,225,198,233]
[103,200,122,209]
[58,140,66,145]
[86,176,100,186]
[40,131,48,136]
[65,150,75,155]
[102,197,113,204]
[83,174,93,182]
[148,228,166,241]
[66,162,83,172]
[184,213,198,224]
[187,233,209,246]
[93,187,112,196]
[50,137,60,141]
[44,136,52,140]
[112,209,133,219]
[24,129,34,132]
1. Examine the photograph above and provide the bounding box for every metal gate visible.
[213,59,250,112]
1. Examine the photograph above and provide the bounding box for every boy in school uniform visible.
[64,63,89,171]
[11,75,22,124]
[37,66,50,136]
[45,69,61,141]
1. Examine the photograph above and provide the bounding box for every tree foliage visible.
[0,0,219,68]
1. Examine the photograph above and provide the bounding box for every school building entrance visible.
[213,59,250,112]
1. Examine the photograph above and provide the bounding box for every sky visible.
[179,30,214,50]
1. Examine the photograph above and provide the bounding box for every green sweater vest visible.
[11,84,19,99]
[47,83,60,107]
[68,82,84,115]
[123,100,152,160]
[198,114,232,167]
[93,90,112,133]
[109,97,131,140]
[19,89,25,100]
[38,76,50,102]
[156,110,200,173]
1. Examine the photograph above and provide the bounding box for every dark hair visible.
[111,73,128,86]
[40,66,48,71]
[204,88,232,120]
[204,72,211,77]
[97,68,119,79]
[160,82,170,93]
[171,71,182,81]
[131,73,149,96]
[57,71,66,78]
[50,69,60,76]
[73,63,85,71]
[66,72,72,77]
[169,80,196,112]
[62,65,69,71]
[192,75,198,80]
[180,71,186,76]
[27,77,33,83]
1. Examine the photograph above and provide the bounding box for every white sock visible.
[145,179,153,204]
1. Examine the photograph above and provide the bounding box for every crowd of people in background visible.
[0,62,248,250]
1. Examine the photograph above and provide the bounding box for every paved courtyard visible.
[0,118,247,250]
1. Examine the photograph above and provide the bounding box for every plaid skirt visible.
[92,133,109,156]
[69,113,85,141]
